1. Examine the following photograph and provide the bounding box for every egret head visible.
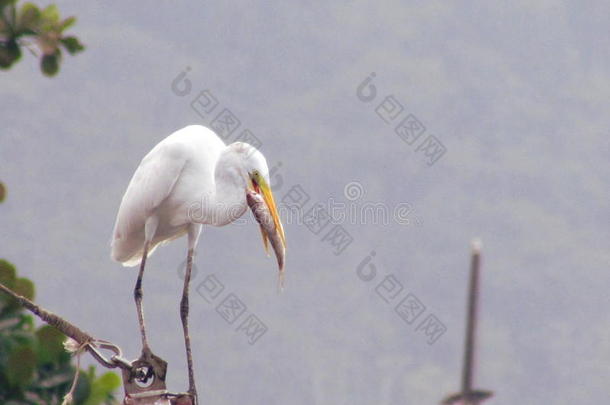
[236,144,286,263]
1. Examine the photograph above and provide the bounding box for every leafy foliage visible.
[0,1,84,76]
[0,257,120,403]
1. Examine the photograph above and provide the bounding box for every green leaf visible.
[0,181,5,202]
[7,345,36,387]
[0,42,19,69]
[83,372,121,405]
[60,16,76,31]
[96,372,121,392]
[60,36,84,55]
[40,4,59,24]
[73,370,92,403]
[35,325,66,365]
[17,2,41,33]
[40,52,60,77]
[0,259,18,311]
[6,38,20,59]
[0,0,17,11]
[0,259,16,289]
[13,277,35,301]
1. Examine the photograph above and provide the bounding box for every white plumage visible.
[111,124,270,266]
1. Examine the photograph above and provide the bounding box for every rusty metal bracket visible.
[120,348,193,405]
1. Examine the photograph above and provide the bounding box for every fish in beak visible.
[247,171,286,286]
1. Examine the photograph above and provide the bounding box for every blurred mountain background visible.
[1,1,609,404]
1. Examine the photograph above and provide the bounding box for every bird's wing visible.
[111,142,187,262]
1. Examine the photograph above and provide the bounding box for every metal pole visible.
[440,239,493,405]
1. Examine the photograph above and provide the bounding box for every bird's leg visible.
[181,246,197,403]
[135,240,151,355]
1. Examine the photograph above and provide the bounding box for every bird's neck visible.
[205,148,248,226]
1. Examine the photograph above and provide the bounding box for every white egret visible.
[110,125,286,402]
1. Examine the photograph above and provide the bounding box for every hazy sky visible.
[1,1,609,404]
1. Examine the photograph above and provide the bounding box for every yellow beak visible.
[249,175,286,252]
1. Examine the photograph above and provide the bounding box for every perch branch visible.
[0,282,129,370]
[0,282,94,345]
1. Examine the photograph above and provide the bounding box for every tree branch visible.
[0,281,94,345]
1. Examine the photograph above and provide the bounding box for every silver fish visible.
[247,189,286,287]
